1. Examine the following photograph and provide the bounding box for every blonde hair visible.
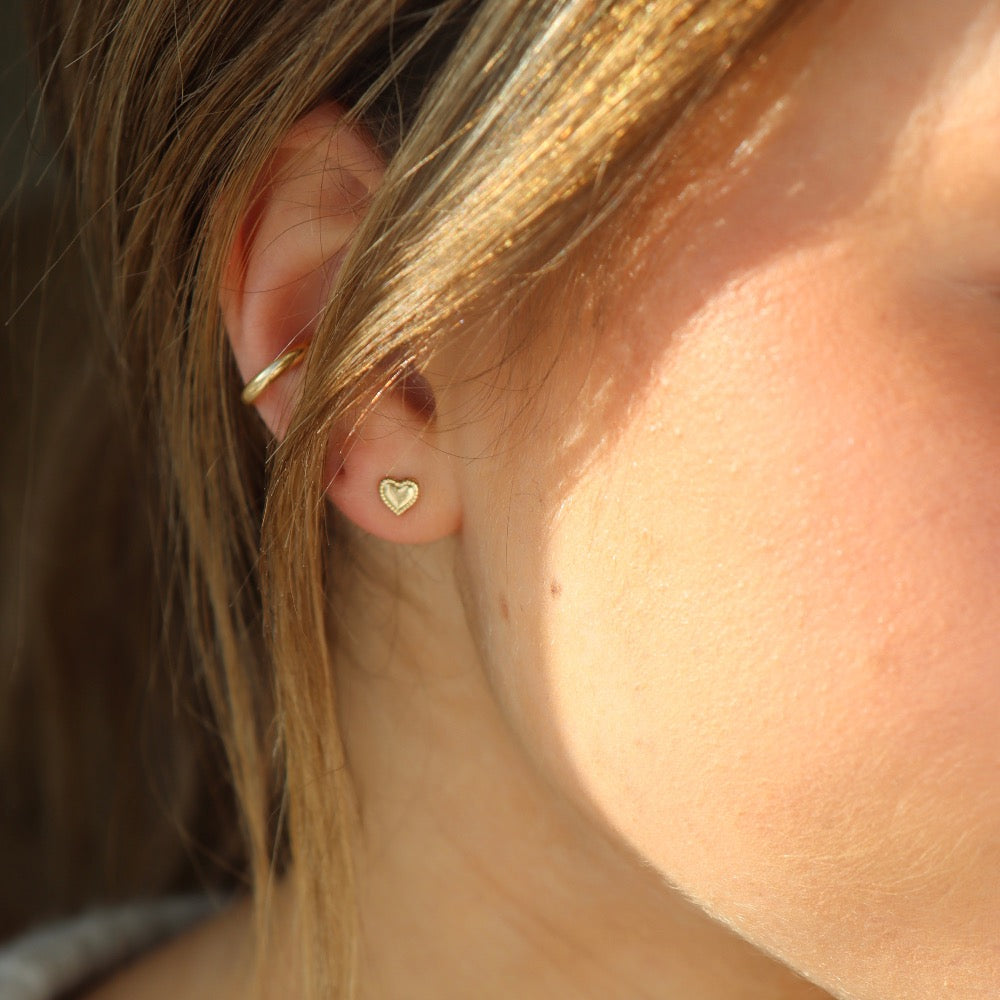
[24,0,808,995]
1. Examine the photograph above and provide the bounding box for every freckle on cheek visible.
[499,595,510,622]
[550,580,563,599]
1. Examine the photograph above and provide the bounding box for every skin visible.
[89,0,999,997]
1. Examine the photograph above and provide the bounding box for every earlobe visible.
[325,380,462,545]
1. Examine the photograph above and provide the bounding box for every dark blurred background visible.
[2,2,242,942]
[1,2,94,938]
[1,0,35,194]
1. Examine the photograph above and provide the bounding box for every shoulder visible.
[80,895,253,1000]
[0,898,217,1000]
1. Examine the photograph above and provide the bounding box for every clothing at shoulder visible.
[0,898,214,1000]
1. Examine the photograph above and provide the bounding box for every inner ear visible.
[341,363,439,469]
[395,363,438,422]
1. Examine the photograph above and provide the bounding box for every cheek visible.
[525,250,1000,988]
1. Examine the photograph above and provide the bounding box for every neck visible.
[84,536,834,1000]
[322,536,831,1000]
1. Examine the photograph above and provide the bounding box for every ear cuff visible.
[240,346,307,405]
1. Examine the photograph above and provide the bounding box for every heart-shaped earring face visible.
[379,477,420,516]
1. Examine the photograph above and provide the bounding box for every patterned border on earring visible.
[379,477,419,516]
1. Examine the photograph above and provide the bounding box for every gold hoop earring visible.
[240,346,307,405]
[379,477,419,516]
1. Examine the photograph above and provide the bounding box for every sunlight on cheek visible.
[529,228,1000,991]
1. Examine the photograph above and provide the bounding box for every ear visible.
[221,102,461,544]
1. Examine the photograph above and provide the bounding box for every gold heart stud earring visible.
[379,477,419,516]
